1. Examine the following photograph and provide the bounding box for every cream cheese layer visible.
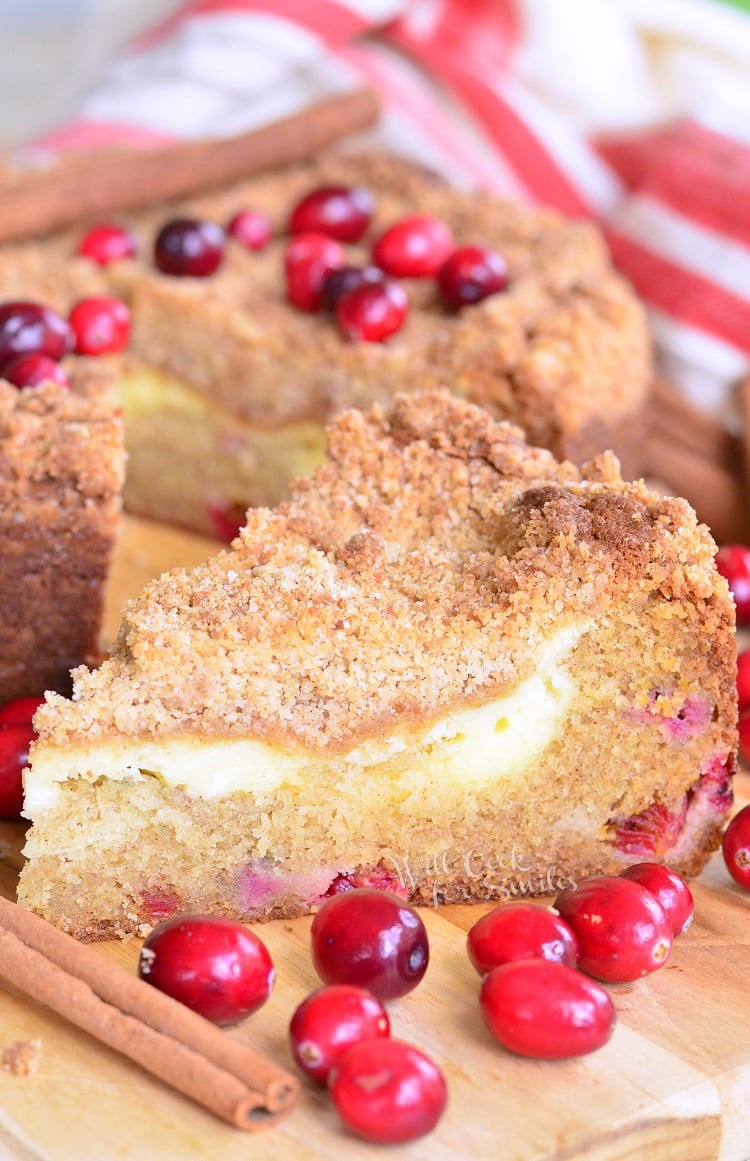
[24,623,589,816]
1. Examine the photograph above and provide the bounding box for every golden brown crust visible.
[34,389,731,751]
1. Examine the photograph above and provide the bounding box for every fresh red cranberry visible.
[437,244,509,308]
[2,353,69,389]
[227,209,273,252]
[154,218,225,278]
[372,214,454,278]
[288,185,374,243]
[138,914,274,1025]
[289,985,389,1084]
[467,902,579,976]
[739,711,750,766]
[722,804,750,889]
[554,876,672,981]
[0,723,33,819]
[479,959,615,1059]
[69,297,130,356]
[336,279,408,342]
[715,544,750,626]
[329,1038,446,1144]
[325,861,407,898]
[320,265,384,312]
[284,232,345,312]
[0,697,44,727]
[620,863,694,936]
[0,301,72,367]
[207,502,246,543]
[612,798,687,857]
[737,650,750,713]
[310,889,428,1001]
[78,223,137,266]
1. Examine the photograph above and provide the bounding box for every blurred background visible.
[0,0,181,146]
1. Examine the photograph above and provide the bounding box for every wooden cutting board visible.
[1,516,748,1161]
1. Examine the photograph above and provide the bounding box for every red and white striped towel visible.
[32,0,750,422]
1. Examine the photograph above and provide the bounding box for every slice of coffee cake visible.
[19,390,735,938]
[0,362,124,704]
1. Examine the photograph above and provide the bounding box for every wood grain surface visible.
[1,516,748,1161]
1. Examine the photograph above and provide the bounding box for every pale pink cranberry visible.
[723,804,750,889]
[336,279,408,342]
[715,544,750,626]
[284,232,345,312]
[139,886,182,923]
[69,297,130,356]
[437,245,508,307]
[2,353,69,389]
[320,265,384,312]
[288,185,374,243]
[479,959,615,1059]
[78,223,137,265]
[372,214,454,278]
[329,1038,446,1144]
[0,301,72,366]
[138,914,274,1025]
[737,650,750,713]
[154,218,225,277]
[310,888,428,1001]
[612,798,687,857]
[695,752,734,812]
[227,209,273,252]
[467,902,579,976]
[289,985,390,1084]
[620,863,694,936]
[554,876,672,982]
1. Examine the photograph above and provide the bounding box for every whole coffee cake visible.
[0,152,651,538]
[19,390,735,939]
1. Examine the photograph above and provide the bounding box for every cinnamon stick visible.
[644,429,750,545]
[0,895,299,1130]
[0,88,380,244]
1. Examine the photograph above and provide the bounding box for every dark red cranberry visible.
[329,1038,446,1144]
[620,863,694,936]
[2,353,69,389]
[310,889,428,1001]
[320,265,384,312]
[289,985,390,1084]
[78,223,137,266]
[288,185,374,243]
[373,214,454,278]
[0,301,72,367]
[0,723,33,819]
[154,218,225,278]
[138,914,274,1025]
[227,209,273,252]
[437,245,508,307]
[722,804,750,889]
[0,697,44,727]
[207,502,246,543]
[737,650,750,713]
[336,279,408,342]
[284,232,345,312]
[69,297,130,356]
[467,902,579,976]
[325,861,407,898]
[715,544,750,626]
[555,876,672,981]
[479,959,615,1059]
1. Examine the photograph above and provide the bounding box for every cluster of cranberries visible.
[136,184,507,346]
[0,290,130,389]
[469,866,692,1060]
